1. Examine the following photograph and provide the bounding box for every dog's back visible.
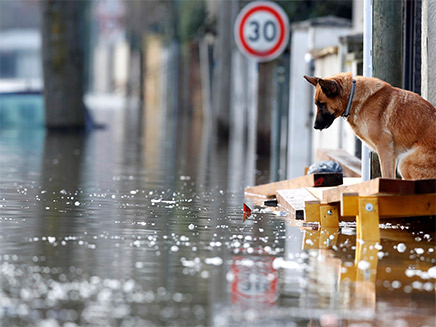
[305,73,436,179]
[354,76,436,179]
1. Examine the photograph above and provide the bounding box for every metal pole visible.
[362,0,372,181]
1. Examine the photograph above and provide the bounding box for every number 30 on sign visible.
[234,1,290,62]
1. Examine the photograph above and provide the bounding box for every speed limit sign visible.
[234,1,290,62]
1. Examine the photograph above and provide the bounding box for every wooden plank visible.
[244,173,343,198]
[306,177,362,202]
[317,148,361,177]
[341,193,359,216]
[319,204,339,228]
[377,193,436,217]
[414,179,436,194]
[342,192,436,219]
[306,177,361,202]
[342,177,362,185]
[306,186,332,201]
[304,200,321,223]
[357,197,380,242]
[276,188,319,220]
[322,178,415,203]
[244,193,270,206]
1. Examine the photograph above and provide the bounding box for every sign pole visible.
[234,1,289,183]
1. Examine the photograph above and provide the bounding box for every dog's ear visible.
[304,75,319,86]
[318,79,338,97]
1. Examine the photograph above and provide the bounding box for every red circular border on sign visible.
[239,5,286,57]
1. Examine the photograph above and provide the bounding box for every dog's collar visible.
[342,79,356,119]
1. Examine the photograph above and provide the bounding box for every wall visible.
[288,29,311,178]
[312,46,361,162]
[312,52,342,161]
[422,0,436,106]
[352,0,364,32]
[287,23,351,179]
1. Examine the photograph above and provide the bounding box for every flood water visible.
[0,103,435,327]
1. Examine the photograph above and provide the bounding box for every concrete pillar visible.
[213,0,234,140]
[371,0,403,177]
[372,0,403,88]
[41,0,87,130]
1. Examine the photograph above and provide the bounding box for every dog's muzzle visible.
[314,111,336,130]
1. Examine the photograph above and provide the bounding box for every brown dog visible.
[304,72,436,179]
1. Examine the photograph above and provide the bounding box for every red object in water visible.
[243,203,252,214]
[243,203,252,222]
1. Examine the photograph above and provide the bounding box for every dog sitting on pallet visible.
[304,73,436,180]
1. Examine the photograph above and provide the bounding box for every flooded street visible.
[1,104,435,327]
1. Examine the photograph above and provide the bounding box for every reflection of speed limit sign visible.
[234,1,289,61]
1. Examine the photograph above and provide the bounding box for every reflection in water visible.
[0,105,435,327]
